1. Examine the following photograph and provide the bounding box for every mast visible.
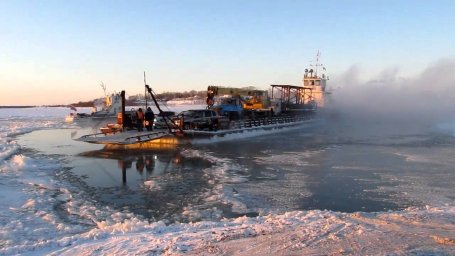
[121,90,126,131]
[310,50,323,77]
[144,71,148,109]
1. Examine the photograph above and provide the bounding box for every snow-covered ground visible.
[46,205,455,255]
[0,107,454,255]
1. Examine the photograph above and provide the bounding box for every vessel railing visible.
[230,114,310,129]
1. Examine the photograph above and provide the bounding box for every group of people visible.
[136,107,155,131]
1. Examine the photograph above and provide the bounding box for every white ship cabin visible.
[302,68,328,108]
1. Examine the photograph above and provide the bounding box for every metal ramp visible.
[76,130,172,145]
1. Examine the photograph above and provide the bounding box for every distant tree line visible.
[70,90,206,107]
[154,90,206,101]
[70,101,95,107]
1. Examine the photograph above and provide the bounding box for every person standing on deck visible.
[145,107,155,131]
[136,108,144,131]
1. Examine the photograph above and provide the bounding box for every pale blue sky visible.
[1,0,454,105]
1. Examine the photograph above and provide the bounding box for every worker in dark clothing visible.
[136,108,144,131]
[144,107,155,131]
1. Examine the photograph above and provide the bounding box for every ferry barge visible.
[76,59,329,148]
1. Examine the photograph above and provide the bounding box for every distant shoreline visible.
[0,106,37,108]
[0,105,75,108]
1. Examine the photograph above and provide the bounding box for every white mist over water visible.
[323,58,455,144]
[331,58,455,123]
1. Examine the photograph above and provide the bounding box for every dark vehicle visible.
[153,111,176,129]
[174,109,229,130]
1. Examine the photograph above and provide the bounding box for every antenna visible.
[310,51,323,77]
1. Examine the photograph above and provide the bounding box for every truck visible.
[206,86,271,120]
[173,109,230,130]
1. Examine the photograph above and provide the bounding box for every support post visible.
[121,90,126,131]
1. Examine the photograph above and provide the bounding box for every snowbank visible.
[48,205,455,255]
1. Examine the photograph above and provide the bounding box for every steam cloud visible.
[330,58,455,124]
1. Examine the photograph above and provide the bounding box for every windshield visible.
[180,110,203,118]
[217,97,237,105]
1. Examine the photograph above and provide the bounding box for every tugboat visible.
[65,83,122,122]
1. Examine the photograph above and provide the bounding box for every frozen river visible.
[1,106,454,255]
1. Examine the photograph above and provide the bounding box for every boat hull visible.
[76,117,321,150]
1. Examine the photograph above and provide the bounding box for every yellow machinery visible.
[207,86,270,118]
